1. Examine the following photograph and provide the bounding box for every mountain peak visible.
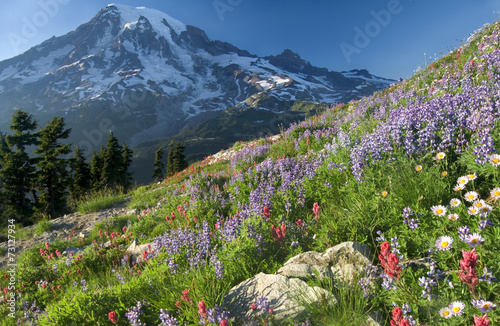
[102,3,187,36]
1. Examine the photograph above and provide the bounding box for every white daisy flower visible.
[447,213,459,221]
[457,176,469,186]
[490,153,500,166]
[436,236,453,250]
[467,173,477,180]
[481,204,493,214]
[449,301,466,316]
[439,306,452,318]
[454,184,465,191]
[490,187,500,199]
[464,191,479,202]
[436,152,446,160]
[431,205,447,217]
[467,206,480,215]
[450,198,461,207]
[473,199,486,209]
[464,233,484,247]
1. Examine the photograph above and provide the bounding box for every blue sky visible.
[0,0,498,80]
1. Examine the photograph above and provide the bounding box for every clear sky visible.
[0,0,498,80]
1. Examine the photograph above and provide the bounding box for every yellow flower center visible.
[493,158,499,164]
[442,171,448,177]
[476,202,483,207]
[469,174,475,179]
[443,310,450,316]
[437,209,443,214]
[460,179,466,184]
[441,241,449,247]
[495,191,500,196]
[453,307,461,313]
[472,239,478,243]
[484,304,490,308]
[468,195,474,199]
[471,209,477,213]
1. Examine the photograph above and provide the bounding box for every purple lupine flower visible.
[358,264,378,298]
[125,301,146,326]
[458,225,471,241]
[479,267,497,284]
[159,309,178,326]
[418,276,437,301]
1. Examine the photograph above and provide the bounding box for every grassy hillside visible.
[2,20,500,326]
[130,98,329,185]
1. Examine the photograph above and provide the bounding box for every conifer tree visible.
[166,140,175,177]
[34,117,71,217]
[120,144,133,192]
[69,145,91,204]
[173,142,188,173]
[102,131,123,190]
[153,147,165,182]
[90,148,104,191]
[0,109,39,222]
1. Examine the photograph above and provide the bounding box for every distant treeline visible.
[0,109,133,225]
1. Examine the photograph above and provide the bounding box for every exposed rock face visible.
[277,241,372,284]
[224,272,335,324]
[0,4,394,153]
[124,238,155,264]
[224,241,375,325]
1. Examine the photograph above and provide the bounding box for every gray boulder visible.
[124,238,154,263]
[277,241,372,284]
[224,272,335,324]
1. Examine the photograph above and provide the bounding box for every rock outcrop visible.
[224,241,380,325]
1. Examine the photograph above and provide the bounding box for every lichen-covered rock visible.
[278,241,372,284]
[224,272,335,324]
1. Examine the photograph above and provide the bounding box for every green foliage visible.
[69,145,92,205]
[34,117,71,218]
[0,109,39,223]
[153,147,165,182]
[90,147,105,191]
[166,141,188,176]
[102,131,124,190]
[75,190,126,214]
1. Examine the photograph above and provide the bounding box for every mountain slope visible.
[0,4,393,158]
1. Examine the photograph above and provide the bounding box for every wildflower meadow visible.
[3,18,500,326]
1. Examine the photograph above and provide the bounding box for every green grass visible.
[3,19,500,326]
[75,190,126,214]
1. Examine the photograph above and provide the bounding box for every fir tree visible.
[153,147,165,182]
[69,145,91,204]
[34,117,71,218]
[90,148,104,191]
[173,142,188,173]
[120,144,133,192]
[102,131,123,190]
[166,140,175,177]
[0,109,39,222]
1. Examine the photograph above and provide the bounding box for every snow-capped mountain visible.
[0,4,394,152]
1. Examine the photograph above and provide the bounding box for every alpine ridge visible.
[0,4,394,163]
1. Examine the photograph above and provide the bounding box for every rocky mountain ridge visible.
[0,4,394,156]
